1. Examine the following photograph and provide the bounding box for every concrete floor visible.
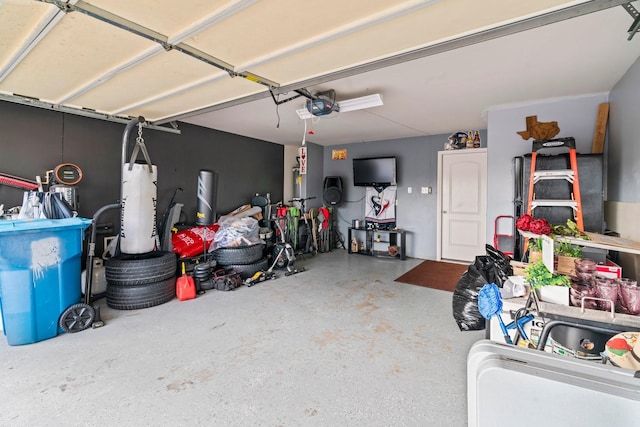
[0,250,483,426]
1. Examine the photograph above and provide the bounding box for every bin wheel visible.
[59,303,95,333]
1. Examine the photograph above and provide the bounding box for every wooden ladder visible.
[526,137,584,231]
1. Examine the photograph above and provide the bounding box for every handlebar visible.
[288,197,316,202]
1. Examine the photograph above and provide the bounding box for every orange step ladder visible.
[526,137,584,231]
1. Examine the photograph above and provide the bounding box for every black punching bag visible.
[196,169,218,225]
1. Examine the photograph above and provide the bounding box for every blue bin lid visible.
[0,217,92,235]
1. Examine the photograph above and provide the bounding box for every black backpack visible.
[212,268,242,291]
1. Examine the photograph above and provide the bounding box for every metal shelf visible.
[348,227,407,260]
[519,230,640,256]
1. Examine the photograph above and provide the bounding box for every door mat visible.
[395,260,469,292]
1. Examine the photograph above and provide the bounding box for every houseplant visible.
[525,261,571,305]
[528,237,544,264]
[554,242,583,276]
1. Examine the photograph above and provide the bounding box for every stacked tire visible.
[212,243,267,279]
[105,251,177,310]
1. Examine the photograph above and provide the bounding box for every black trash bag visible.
[452,246,514,331]
[485,244,513,286]
[452,257,490,331]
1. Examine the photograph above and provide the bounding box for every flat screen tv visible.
[353,156,397,187]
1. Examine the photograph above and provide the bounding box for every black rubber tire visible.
[105,251,177,286]
[223,257,269,279]
[213,244,265,266]
[59,303,95,333]
[106,277,176,310]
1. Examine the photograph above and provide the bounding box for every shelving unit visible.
[490,232,640,349]
[519,230,640,256]
[347,227,407,260]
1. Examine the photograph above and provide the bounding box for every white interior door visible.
[437,149,487,262]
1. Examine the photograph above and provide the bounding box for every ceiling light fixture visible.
[296,93,383,120]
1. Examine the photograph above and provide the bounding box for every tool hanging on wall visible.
[46,163,83,210]
[0,172,39,190]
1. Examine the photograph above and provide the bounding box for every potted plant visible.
[554,242,583,276]
[525,261,571,305]
[528,237,544,264]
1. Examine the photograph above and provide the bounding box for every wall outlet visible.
[407,186,412,194]
[421,186,432,194]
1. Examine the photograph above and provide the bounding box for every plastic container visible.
[0,218,91,345]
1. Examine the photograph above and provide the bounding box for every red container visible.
[176,263,196,301]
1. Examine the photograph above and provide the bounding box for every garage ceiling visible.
[1,0,639,146]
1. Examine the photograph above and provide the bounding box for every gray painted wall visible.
[322,132,487,260]
[608,56,640,203]
[485,93,609,243]
[285,142,324,209]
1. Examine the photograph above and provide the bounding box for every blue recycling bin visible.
[0,217,91,345]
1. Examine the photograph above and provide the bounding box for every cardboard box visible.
[596,259,622,279]
[510,260,528,277]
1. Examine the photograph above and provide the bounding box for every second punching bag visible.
[196,169,218,226]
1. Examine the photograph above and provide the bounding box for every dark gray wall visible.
[608,56,640,203]
[0,101,284,231]
[322,131,487,260]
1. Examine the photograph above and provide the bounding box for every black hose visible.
[84,203,120,305]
